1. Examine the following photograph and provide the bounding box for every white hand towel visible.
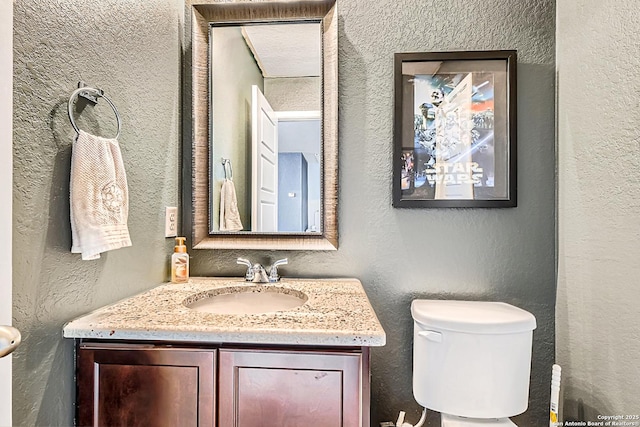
[219,179,243,232]
[70,130,132,260]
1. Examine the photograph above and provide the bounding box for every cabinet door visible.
[218,348,367,427]
[77,343,215,427]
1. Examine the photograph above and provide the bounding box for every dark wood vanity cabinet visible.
[77,343,216,427]
[218,348,368,427]
[76,342,369,427]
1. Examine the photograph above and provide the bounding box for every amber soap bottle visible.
[171,237,189,283]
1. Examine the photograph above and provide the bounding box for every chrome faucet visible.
[237,258,288,283]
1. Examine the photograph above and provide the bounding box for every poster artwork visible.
[404,71,496,200]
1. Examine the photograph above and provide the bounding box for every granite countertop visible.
[63,277,386,347]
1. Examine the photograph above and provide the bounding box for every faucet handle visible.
[268,258,288,282]
[237,258,254,281]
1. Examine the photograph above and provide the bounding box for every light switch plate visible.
[165,206,178,237]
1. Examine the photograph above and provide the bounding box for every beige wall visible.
[556,0,640,421]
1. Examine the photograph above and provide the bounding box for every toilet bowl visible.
[411,300,537,427]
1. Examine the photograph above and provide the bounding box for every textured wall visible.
[190,0,557,425]
[264,76,321,111]
[12,0,182,425]
[556,1,640,421]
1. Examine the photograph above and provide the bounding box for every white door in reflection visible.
[251,85,279,232]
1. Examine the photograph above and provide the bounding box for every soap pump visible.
[171,237,189,283]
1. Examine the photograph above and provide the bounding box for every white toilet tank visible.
[411,300,536,419]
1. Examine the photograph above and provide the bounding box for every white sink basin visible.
[185,285,308,315]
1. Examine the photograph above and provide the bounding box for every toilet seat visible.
[441,414,517,427]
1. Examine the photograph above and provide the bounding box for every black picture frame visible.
[392,50,517,208]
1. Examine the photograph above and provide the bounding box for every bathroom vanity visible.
[63,277,386,427]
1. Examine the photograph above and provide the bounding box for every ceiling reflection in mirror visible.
[210,22,322,234]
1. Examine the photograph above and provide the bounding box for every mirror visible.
[185,0,338,250]
[210,23,322,233]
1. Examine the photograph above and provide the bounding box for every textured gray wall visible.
[556,1,640,422]
[11,0,555,425]
[191,0,557,425]
[12,0,182,425]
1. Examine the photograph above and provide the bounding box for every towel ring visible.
[68,86,121,139]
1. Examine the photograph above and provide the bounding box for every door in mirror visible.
[252,85,278,232]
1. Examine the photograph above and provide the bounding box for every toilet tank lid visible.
[411,300,537,334]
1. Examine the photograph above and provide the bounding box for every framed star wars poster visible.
[393,50,517,208]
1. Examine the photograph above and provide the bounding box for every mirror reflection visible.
[210,22,322,234]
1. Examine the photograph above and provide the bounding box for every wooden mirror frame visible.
[183,0,338,250]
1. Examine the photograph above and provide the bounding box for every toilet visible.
[411,300,537,427]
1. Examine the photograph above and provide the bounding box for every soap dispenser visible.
[171,237,189,283]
